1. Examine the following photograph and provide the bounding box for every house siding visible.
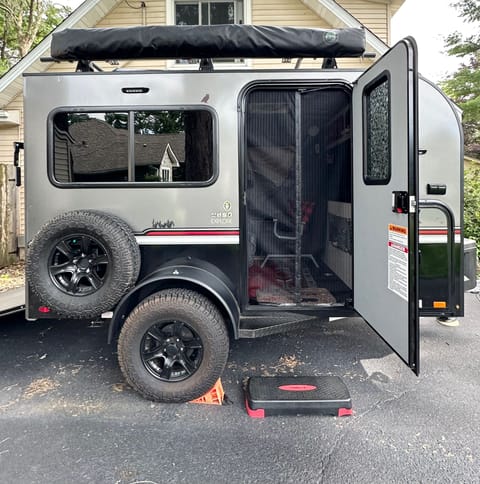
[251,0,373,69]
[1,94,24,236]
[337,0,389,43]
[1,0,398,244]
[0,126,20,164]
[96,0,168,70]
[252,0,328,69]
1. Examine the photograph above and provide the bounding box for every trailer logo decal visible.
[152,219,175,229]
[324,31,338,44]
[388,224,408,301]
[211,201,233,225]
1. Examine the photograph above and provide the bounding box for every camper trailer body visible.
[22,28,471,402]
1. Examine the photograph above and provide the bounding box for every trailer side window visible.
[53,112,129,183]
[51,109,214,185]
[363,74,391,185]
[133,110,213,182]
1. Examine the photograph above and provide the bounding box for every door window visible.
[363,74,391,185]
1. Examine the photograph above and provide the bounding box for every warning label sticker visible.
[388,224,408,301]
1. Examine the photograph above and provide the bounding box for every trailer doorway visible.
[245,86,353,307]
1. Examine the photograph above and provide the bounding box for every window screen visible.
[363,75,391,185]
[51,109,214,185]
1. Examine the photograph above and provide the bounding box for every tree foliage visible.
[464,163,480,245]
[441,0,480,157]
[0,0,71,76]
[104,111,185,134]
[441,2,480,251]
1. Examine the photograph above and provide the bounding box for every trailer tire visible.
[26,210,140,318]
[118,289,229,403]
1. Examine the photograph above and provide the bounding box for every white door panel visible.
[353,38,419,372]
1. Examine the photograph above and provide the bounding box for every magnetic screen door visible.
[245,87,352,307]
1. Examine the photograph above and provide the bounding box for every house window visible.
[174,0,244,64]
[161,168,170,182]
[363,74,391,185]
[175,1,243,26]
[51,109,215,185]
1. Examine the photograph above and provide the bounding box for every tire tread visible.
[118,289,229,402]
[26,210,140,318]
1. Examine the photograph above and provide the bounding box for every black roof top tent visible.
[49,25,366,61]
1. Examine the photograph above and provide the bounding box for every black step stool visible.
[245,376,352,418]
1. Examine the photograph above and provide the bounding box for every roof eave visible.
[1,0,391,108]
[0,0,121,108]
[301,0,389,56]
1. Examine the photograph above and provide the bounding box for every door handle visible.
[392,191,409,214]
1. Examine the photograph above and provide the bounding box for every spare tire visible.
[26,210,140,318]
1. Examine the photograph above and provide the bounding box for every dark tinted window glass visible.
[53,112,128,183]
[364,76,391,184]
[133,110,213,183]
[52,110,214,185]
[176,3,199,25]
[176,1,240,25]
[210,2,235,24]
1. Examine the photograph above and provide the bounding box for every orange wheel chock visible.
[189,379,225,405]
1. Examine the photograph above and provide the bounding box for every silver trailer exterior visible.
[22,33,471,402]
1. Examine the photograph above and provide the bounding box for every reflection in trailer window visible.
[51,109,214,184]
[363,74,391,185]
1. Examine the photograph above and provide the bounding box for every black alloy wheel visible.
[141,320,204,382]
[118,289,230,402]
[26,210,140,318]
[48,234,109,296]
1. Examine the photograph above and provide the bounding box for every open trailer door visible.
[353,38,419,373]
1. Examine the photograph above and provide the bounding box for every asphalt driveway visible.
[1,293,479,483]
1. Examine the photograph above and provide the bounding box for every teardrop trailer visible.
[20,25,475,403]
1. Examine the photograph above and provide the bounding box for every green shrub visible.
[464,163,480,249]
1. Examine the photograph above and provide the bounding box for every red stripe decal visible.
[419,229,461,235]
[245,399,265,418]
[146,230,240,236]
[338,408,353,417]
[278,384,317,392]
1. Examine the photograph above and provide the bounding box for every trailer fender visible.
[107,263,240,343]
